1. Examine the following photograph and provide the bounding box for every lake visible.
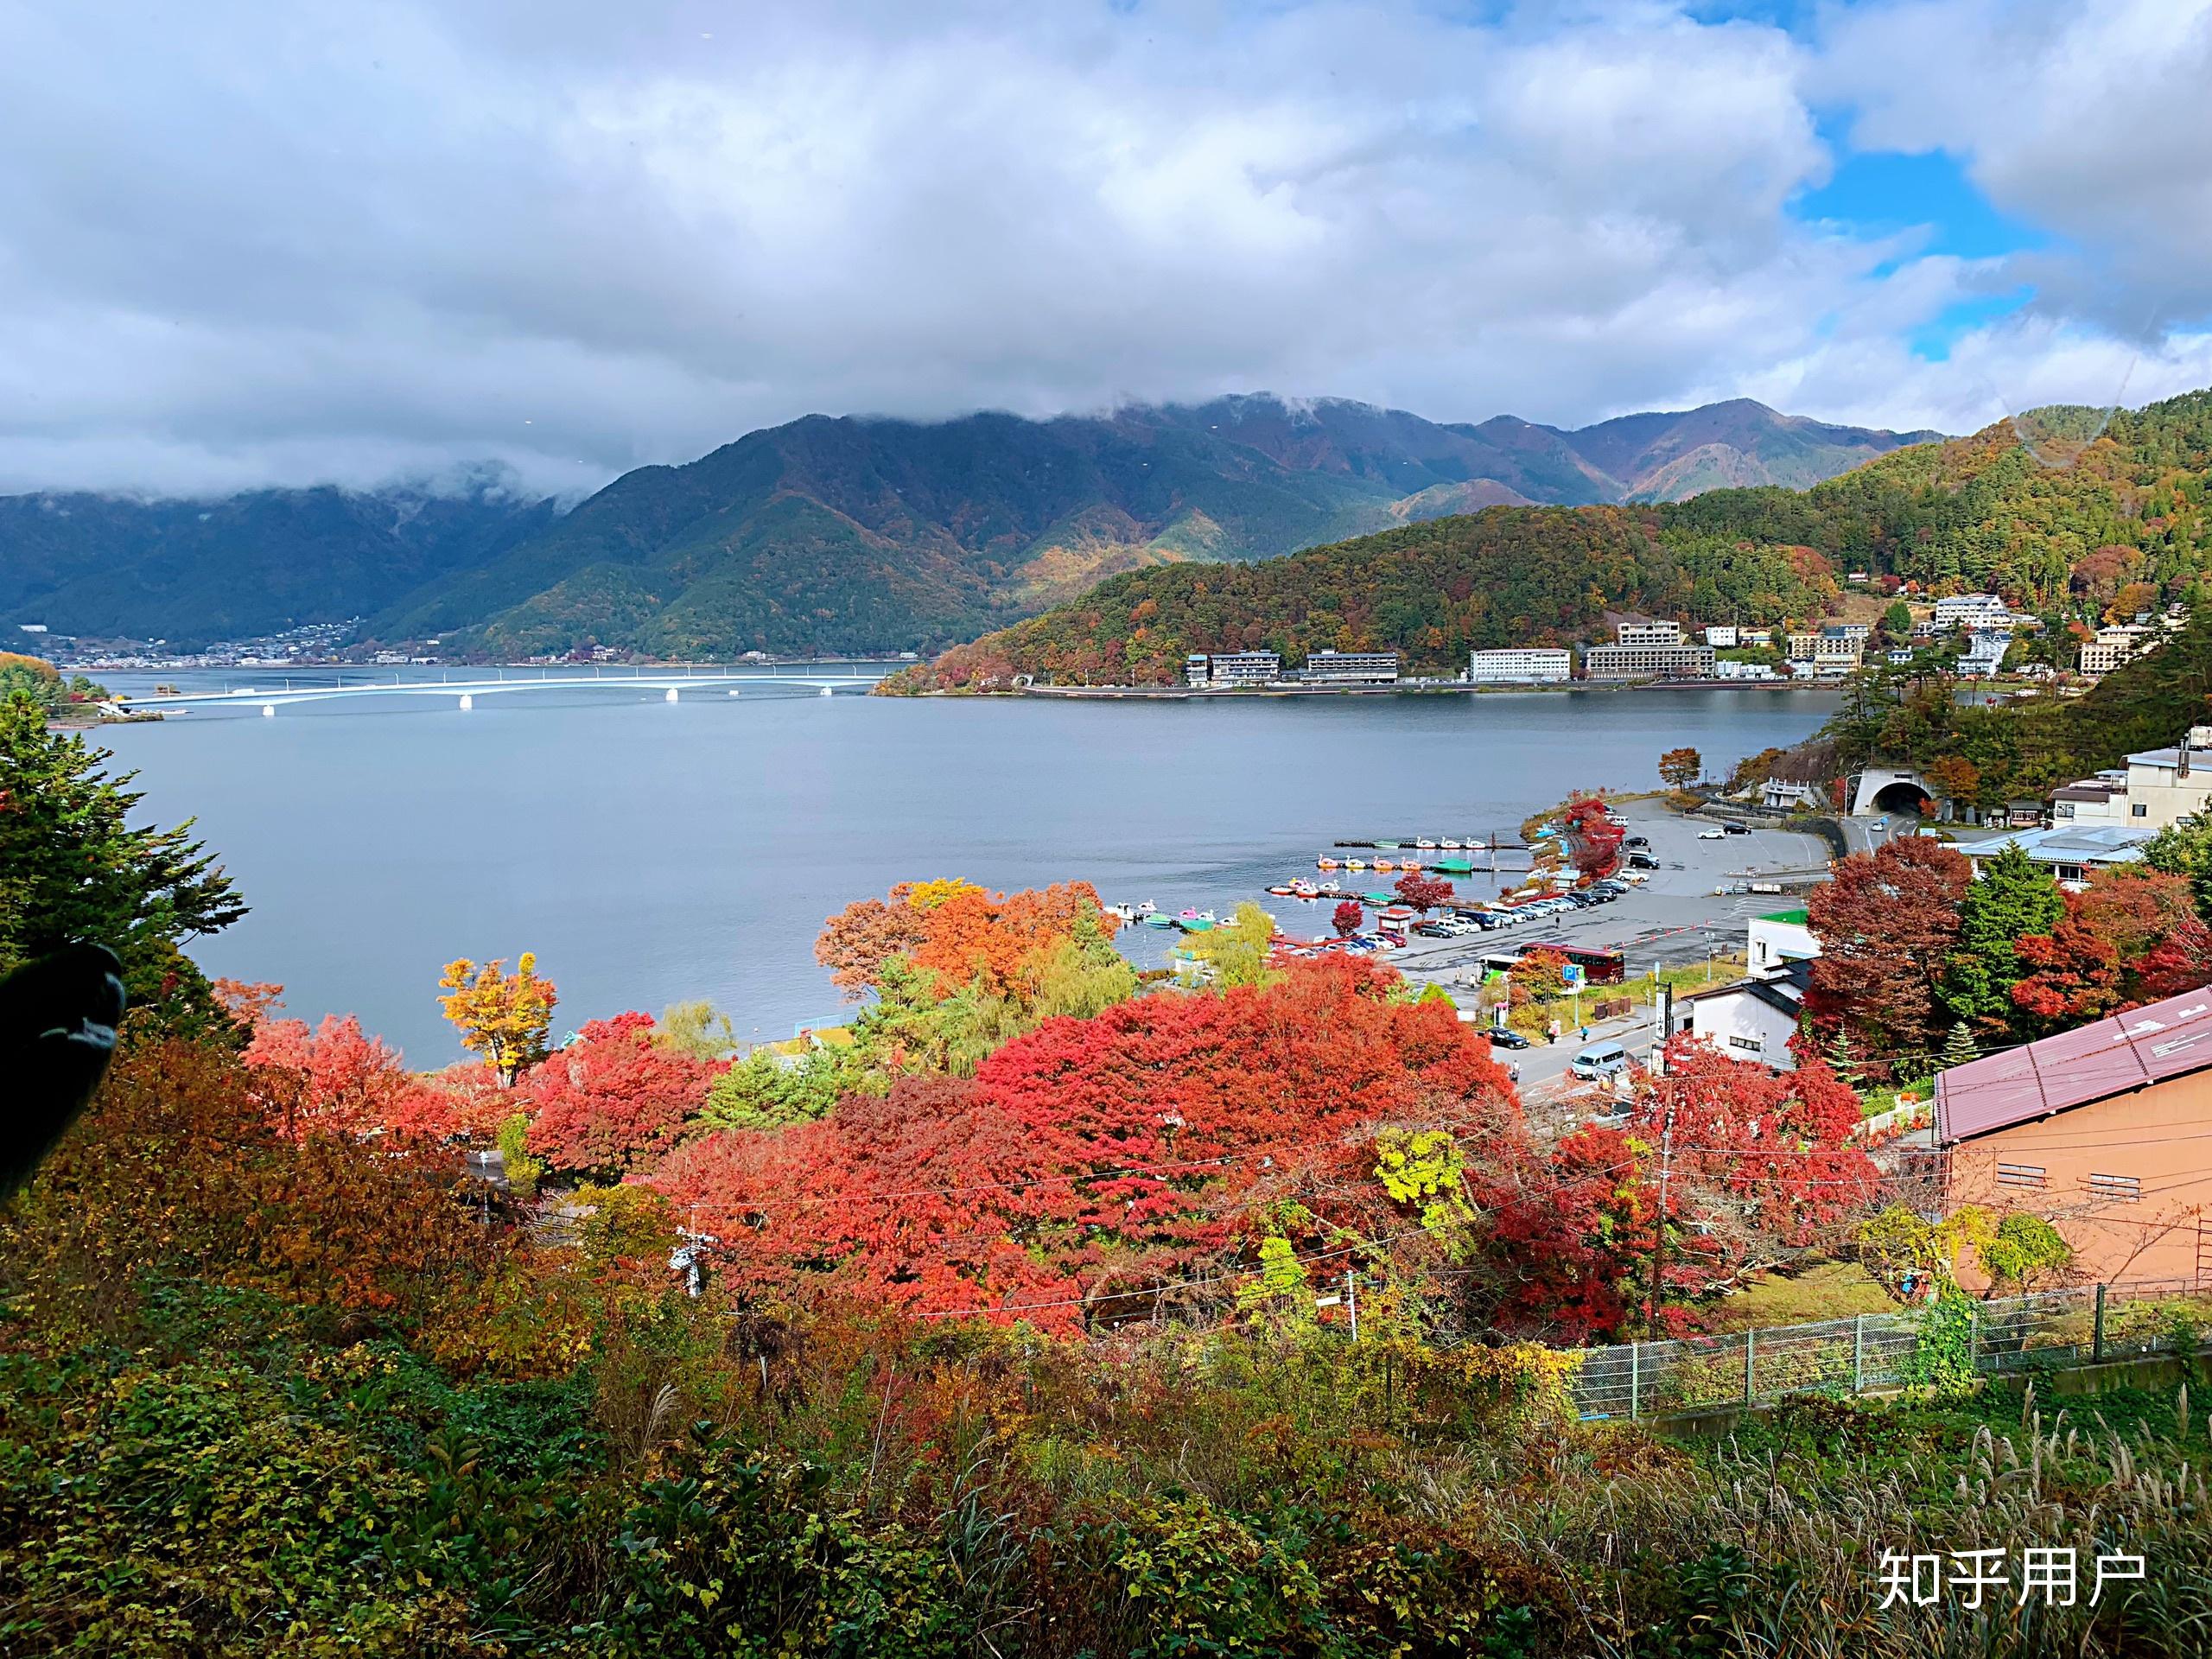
[94,674,1838,1062]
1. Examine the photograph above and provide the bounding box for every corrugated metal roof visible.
[1936,986,2212,1142]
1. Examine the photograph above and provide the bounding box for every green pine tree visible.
[2144,805,2212,925]
[1940,842,2063,1034]
[1939,1020,1980,1072]
[0,692,247,1033]
[1824,1026,1866,1093]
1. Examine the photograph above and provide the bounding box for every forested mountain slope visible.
[0,396,1937,658]
[892,391,2212,690]
[369,394,1934,659]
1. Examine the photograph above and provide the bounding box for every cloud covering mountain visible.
[0,1,2206,500]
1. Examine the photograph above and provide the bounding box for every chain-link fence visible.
[1571,1278,2212,1421]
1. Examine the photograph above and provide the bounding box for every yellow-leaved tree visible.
[439,952,557,1086]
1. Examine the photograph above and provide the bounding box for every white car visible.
[1697,829,1726,840]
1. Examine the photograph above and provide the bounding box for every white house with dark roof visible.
[1681,959,1812,1070]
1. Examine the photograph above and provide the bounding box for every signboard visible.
[1562,963,1585,988]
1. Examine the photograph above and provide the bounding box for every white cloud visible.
[0,0,2204,498]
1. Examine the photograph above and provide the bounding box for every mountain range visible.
[894,388,2212,692]
[0,397,1941,655]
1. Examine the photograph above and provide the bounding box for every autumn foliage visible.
[1561,797,1624,880]
[243,1011,476,1141]
[1493,1044,1878,1338]
[2012,867,2212,1025]
[1807,835,1972,1066]
[519,1011,728,1179]
[656,956,1523,1333]
[817,878,1121,997]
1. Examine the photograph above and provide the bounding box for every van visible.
[1569,1039,1630,1081]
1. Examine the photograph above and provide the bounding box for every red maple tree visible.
[520,1012,727,1180]
[1394,872,1455,912]
[656,956,1522,1332]
[242,1008,469,1141]
[2012,868,2212,1024]
[1806,835,1971,1065]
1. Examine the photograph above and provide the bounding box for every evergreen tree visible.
[1939,1020,1980,1072]
[2144,805,2212,924]
[1941,842,2063,1033]
[0,692,246,1033]
[1824,1026,1866,1094]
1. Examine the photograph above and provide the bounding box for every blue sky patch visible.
[1795,147,2048,261]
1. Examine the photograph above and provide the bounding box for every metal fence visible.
[1570,1279,2212,1420]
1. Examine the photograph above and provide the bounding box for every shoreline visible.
[1004,678,1834,700]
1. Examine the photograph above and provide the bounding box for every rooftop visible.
[1957,823,2152,865]
[1681,958,1811,1020]
[1758,908,1810,925]
[1937,985,2212,1142]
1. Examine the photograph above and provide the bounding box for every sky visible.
[2,0,2209,499]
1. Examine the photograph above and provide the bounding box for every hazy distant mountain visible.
[0,478,556,648]
[0,396,1939,657]
[1548,398,1947,501]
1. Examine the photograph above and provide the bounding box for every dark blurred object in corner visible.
[0,944,126,1200]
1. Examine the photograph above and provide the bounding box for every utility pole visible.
[1644,1098,1677,1333]
[1345,1270,1358,1341]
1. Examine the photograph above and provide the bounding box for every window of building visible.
[1727,1034,1764,1052]
[2133,803,2148,817]
[2087,1173,2142,1203]
[1996,1162,2046,1190]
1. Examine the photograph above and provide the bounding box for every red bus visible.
[1516,941,1627,986]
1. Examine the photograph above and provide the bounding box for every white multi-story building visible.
[2079,625,2151,678]
[1467,647,1573,683]
[1933,594,2013,632]
[1704,624,1740,648]
[1681,959,1812,1070]
[1957,629,2011,677]
[1189,651,1281,685]
[1713,658,1781,680]
[1615,620,1685,647]
[1786,627,1864,677]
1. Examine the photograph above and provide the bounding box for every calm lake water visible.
[95,674,1837,1063]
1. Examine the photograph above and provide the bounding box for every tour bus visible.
[1478,942,1629,988]
[1517,941,1628,986]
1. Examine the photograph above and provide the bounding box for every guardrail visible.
[1570,1277,2212,1420]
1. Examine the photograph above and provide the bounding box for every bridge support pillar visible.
[820,686,833,697]
[459,693,473,710]
[261,703,275,718]
[665,687,679,702]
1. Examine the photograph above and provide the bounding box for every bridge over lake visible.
[124,665,887,713]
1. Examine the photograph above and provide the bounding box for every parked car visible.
[1724,821,1751,836]
[1697,829,1726,840]
[1624,836,1650,849]
[1484,1027,1532,1050]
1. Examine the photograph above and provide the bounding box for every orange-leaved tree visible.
[817,879,1121,1000]
[440,952,557,1085]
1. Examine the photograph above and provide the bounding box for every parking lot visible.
[1383,804,1831,989]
